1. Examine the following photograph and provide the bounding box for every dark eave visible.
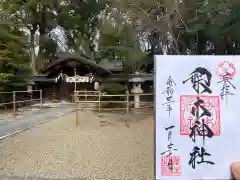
[32,76,56,82]
[41,52,112,75]
[103,73,154,82]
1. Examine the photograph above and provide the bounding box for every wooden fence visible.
[0,90,43,117]
[74,91,154,126]
[74,90,154,112]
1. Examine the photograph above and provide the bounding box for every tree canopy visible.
[1,0,240,88]
[0,17,31,92]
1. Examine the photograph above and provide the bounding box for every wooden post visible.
[98,91,101,112]
[73,91,76,103]
[126,91,129,114]
[13,91,16,117]
[40,90,43,108]
[76,102,79,126]
[74,67,77,92]
[30,91,33,106]
[125,91,130,127]
[85,89,87,101]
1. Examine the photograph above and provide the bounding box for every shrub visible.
[99,82,127,108]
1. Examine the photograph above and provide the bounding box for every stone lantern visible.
[129,71,144,108]
[94,81,100,90]
[27,80,36,93]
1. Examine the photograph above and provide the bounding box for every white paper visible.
[155,55,240,180]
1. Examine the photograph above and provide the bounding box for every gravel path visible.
[0,105,74,139]
[0,111,154,180]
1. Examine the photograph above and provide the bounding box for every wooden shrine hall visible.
[32,52,112,101]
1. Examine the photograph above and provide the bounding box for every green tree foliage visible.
[110,0,240,55]
[0,20,31,104]
[98,8,146,73]
[112,0,186,54]
[99,82,127,108]
[1,0,240,85]
[2,0,110,72]
[185,0,240,54]
[57,0,109,57]
[99,22,145,70]
[2,0,60,74]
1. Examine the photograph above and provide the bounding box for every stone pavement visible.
[0,103,75,140]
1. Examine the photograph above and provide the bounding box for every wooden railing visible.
[74,91,154,126]
[0,90,43,117]
[74,91,154,113]
[73,90,100,102]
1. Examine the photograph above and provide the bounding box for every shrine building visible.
[31,52,154,101]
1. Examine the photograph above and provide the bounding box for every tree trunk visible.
[30,30,37,75]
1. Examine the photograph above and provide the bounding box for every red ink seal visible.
[161,156,181,176]
[180,95,220,136]
[216,61,236,80]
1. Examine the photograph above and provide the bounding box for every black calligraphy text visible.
[161,125,177,170]
[183,67,212,94]
[188,146,215,169]
[188,96,215,169]
[162,76,176,117]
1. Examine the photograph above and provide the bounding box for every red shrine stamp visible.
[216,61,236,80]
[180,95,220,136]
[161,155,181,176]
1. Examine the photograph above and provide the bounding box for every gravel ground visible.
[0,110,154,180]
